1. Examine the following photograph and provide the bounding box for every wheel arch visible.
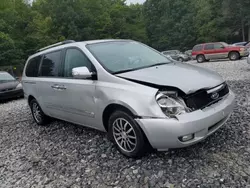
[228,50,240,56]
[196,54,205,58]
[102,103,153,150]
[102,103,138,132]
[28,95,36,106]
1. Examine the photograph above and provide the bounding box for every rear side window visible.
[192,45,203,51]
[40,51,62,77]
[25,56,42,77]
[204,44,214,50]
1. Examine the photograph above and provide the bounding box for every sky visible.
[126,0,146,4]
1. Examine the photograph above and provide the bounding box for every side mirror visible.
[72,67,93,79]
[221,46,225,49]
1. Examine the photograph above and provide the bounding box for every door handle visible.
[51,85,60,89]
[59,85,67,90]
[51,85,66,90]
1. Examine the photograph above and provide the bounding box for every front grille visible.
[0,88,13,92]
[184,83,229,111]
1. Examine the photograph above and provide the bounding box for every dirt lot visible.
[1,59,250,188]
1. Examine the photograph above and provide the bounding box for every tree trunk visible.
[248,25,250,41]
[241,18,245,41]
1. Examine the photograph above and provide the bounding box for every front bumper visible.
[247,55,250,64]
[0,88,24,100]
[181,56,189,61]
[136,91,235,151]
[240,51,249,57]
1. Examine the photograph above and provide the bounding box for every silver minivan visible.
[22,40,235,157]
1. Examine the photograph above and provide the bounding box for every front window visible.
[0,72,15,82]
[214,43,224,49]
[87,41,171,74]
[64,48,94,77]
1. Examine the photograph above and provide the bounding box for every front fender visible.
[94,82,166,125]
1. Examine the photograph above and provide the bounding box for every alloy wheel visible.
[231,54,237,60]
[32,103,42,123]
[112,118,137,153]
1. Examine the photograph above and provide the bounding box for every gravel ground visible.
[187,58,250,81]
[1,59,250,188]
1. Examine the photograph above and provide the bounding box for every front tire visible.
[229,52,240,61]
[178,57,184,62]
[108,111,147,158]
[196,55,205,63]
[30,99,50,125]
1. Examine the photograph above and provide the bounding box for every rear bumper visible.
[0,89,24,100]
[136,91,235,151]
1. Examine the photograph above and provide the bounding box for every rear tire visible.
[229,52,240,61]
[30,99,50,125]
[108,111,147,158]
[196,55,205,63]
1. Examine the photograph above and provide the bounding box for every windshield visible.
[221,42,229,46]
[0,72,15,82]
[87,41,171,74]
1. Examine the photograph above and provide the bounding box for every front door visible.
[53,47,98,128]
[213,43,228,59]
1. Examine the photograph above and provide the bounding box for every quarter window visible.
[25,56,42,77]
[204,44,214,50]
[64,48,93,77]
[193,45,202,51]
[40,51,62,77]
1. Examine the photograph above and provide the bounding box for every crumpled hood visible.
[0,81,19,91]
[117,63,224,94]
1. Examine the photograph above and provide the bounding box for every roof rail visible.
[37,40,75,52]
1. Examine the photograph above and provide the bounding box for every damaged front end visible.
[121,77,230,119]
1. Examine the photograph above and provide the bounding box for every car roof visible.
[196,42,224,46]
[28,39,132,59]
[163,50,179,52]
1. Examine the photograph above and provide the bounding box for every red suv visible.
[192,42,249,63]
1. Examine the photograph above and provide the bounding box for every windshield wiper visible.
[113,68,141,75]
[143,62,170,68]
[0,80,11,83]
[113,62,171,75]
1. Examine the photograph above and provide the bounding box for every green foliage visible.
[0,0,147,66]
[0,0,250,66]
[144,0,250,51]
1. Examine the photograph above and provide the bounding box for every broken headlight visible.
[156,91,189,118]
